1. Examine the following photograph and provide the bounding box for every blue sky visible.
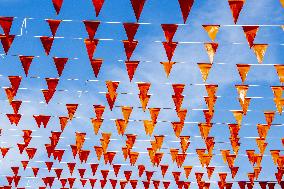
[0,0,283,188]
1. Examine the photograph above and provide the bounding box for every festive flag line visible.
[0,0,283,189]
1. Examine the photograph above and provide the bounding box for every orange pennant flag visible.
[83,20,100,40]
[264,111,275,127]
[46,19,61,37]
[242,26,259,48]
[122,106,133,123]
[91,0,105,17]
[149,108,160,124]
[125,61,140,81]
[204,42,218,64]
[228,0,245,24]
[171,121,184,138]
[66,104,78,120]
[197,63,212,82]
[235,84,249,102]
[202,25,220,42]
[178,0,194,23]
[19,55,34,76]
[274,65,284,84]
[160,61,176,77]
[206,166,215,179]
[91,118,103,135]
[52,0,64,14]
[183,166,192,179]
[236,64,251,83]
[130,0,146,22]
[252,44,268,64]
[123,23,140,42]
[161,24,178,42]
[232,110,243,125]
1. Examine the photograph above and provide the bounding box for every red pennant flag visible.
[178,0,194,23]
[52,0,64,14]
[228,0,245,24]
[84,38,99,60]
[130,0,146,22]
[53,57,68,76]
[90,58,103,77]
[163,41,178,61]
[33,115,51,128]
[46,78,59,91]
[242,26,259,48]
[91,0,105,17]
[0,17,14,36]
[83,20,100,40]
[40,36,54,55]
[0,34,15,54]
[6,114,22,126]
[9,76,22,91]
[123,40,138,61]
[46,19,61,37]
[161,24,178,42]
[125,61,140,81]
[123,23,140,41]
[19,56,34,76]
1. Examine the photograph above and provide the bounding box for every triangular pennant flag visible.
[163,41,178,62]
[46,19,61,37]
[53,57,68,76]
[161,24,178,42]
[84,38,99,60]
[40,36,54,55]
[202,25,220,42]
[197,63,212,82]
[178,0,194,23]
[236,64,250,83]
[19,56,34,76]
[90,58,103,77]
[83,20,100,40]
[66,104,78,120]
[0,34,15,54]
[204,42,218,64]
[274,65,284,84]
[242,26,259,48]
[0,17,14,36]
[52,0,64,14]
[123,23,140,42]
[123,40,138,61]
[160,61,176,77]
[91,0,105,17]
[130,0,146,22]
[252,44,268,64]
[228,0,245,24]
[125,61,140,81]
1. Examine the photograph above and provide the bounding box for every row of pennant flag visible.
[0,0,284,189]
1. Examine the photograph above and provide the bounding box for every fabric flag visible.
[178,0,194,23]
[52,0,64,15]
[92,0,106,17]
[252,44,268,64]
[242,26,259,48]
[202,25,220,42]
[228,0,245,24]
[130,0,147,22]
[0,17,14,36]
[83,20,100,40]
